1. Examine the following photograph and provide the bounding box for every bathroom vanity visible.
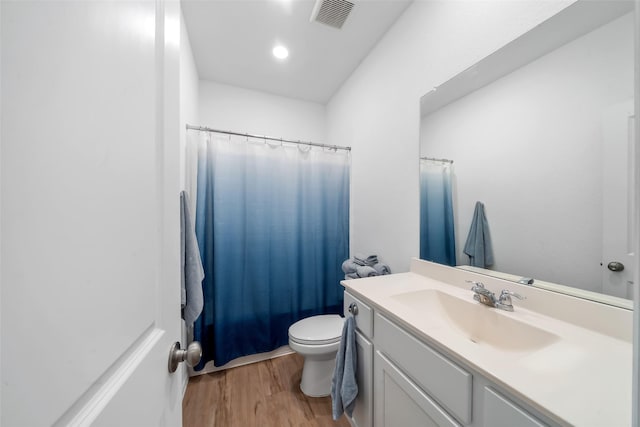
[341,258,633,427]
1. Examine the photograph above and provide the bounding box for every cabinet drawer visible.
[483,387,547,427]
[344,291,373,339]
[375,351,461,427]
[375,313,472,424]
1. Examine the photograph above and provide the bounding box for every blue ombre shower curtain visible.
[420,160,456,266]
[193,132,350,368]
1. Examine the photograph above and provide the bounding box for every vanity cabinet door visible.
[375,313,472,424]
[348,331,373,427]
[483,387,547,427]
[374,351,462,427]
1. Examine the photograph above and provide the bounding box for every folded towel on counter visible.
[180,191,205,325]
[356,266,378,278]
[352,256,366,266]
[342,255,389,279]
[332,317,358,420]
[354,254,378,267]
[364,255,378,266]
[341,259,359,274]
[373,263,391,275]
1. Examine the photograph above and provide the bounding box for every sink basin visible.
[391,289,559,352]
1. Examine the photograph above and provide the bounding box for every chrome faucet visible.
[495,289,526,312]
[468,281,496,307]
[468,281,526,311]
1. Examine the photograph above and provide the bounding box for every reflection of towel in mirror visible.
[181,191,205,325]
[331,317,358,420]
[463,201,494,268]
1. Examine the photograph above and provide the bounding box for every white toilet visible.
[288,314,345,397]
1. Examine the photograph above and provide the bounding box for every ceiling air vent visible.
[310,0,355,29]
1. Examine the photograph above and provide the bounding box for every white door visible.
[1,1,184,426]
[602,99,635,299]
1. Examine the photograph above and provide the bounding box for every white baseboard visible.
[189,345,294,376]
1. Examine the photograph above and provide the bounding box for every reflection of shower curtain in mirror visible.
[420,161,456,266]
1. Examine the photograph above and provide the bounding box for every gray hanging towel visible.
[180,191,205,325]
[331,316,358,420]
[463,201,494,268]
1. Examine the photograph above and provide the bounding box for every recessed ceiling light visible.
[272,45,289,60]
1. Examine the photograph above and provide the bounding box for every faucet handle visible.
[496,289,526,311]
[499,289,525,301]
[466,280,484,290]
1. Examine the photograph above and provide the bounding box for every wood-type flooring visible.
[182,353,351,427]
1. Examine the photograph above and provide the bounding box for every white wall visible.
[179,9,199,390]
[180,12,199,192]
[199,80,326,143]
[420,13,634,293]
[326,0,575,273]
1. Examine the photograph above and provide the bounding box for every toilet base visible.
[300,355,337,397]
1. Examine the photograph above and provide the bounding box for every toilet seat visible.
[288,314,344,346]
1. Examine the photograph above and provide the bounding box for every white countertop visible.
[342,264,633,427]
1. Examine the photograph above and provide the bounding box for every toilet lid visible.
[288,315,344,345]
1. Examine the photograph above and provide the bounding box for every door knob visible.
[607,261,625,272]
[168,341,202,373]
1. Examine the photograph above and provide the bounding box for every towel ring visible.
[348,302,358,316]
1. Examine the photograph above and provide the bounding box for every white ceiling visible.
[182,0,412,104]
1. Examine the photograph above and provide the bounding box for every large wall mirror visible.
[419,0,635,309]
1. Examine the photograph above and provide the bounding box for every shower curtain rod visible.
[186,125,351,152]
[421,156,454,164]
